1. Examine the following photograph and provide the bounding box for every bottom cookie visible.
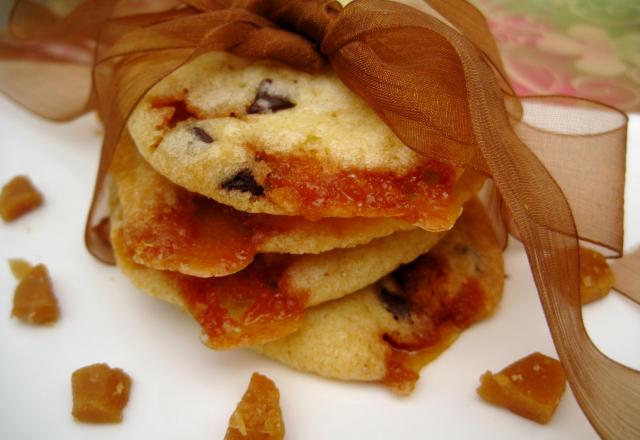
[254,199,504,394]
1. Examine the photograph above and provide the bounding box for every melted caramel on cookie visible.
[175,255,307,349]
[379,255,488,394]
[123,194,256,277]
[382,329,460,395]
[257,152,457,223]
[152,97,201,128]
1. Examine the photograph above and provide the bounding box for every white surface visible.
[0,96,638,439]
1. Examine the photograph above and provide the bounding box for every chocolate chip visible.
[247,79,295,114]
[455,244,483,273]
[424,170,442,186]
[378,287,412,321]
[221,169,264,196]
[192,126,213,143]
[391,267,409,290]
[263,275,278,291]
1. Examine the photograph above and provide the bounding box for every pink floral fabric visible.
[473,0,640,112]
[2,0,638,112]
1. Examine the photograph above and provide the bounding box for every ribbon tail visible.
[326,1,639,437]
[611,247,640,305]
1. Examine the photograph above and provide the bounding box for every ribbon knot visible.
[262,0,342,46]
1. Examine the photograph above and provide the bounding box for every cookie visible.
[253,199,504,394]
[110,201,444,349]
[111,132,416,278]
[127,51,484,231]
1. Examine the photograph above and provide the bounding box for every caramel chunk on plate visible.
[0,175,43,221]
[71,363,132,423]
[580,247,614,304]
[226,373,285,440]
[10,261,59,325]
[477,352,566,424]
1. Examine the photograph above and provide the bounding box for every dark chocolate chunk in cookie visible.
[454,243,483,273]
[192,126,214,143]
[221,169,264,196]
[378,286,412,321]
[247,79,295,114]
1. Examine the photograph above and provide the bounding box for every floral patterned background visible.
[472,0,640,112]
[2,0,639,112]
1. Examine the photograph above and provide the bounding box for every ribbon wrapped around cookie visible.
[1,0,638,436]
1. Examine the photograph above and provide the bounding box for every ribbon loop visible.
[324,0,482,169]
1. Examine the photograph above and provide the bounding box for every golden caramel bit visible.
[9,258,34,280]
[11,263,59,325]
[580,247,614,304]
[0,175,43,222]
[477,352,567,424]
[225,373,285,440]
[71,363,132,423]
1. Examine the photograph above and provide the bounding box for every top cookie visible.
[111,131,415,278]
[128,51,483,231]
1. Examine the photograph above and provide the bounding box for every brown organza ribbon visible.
[1,0,638,436]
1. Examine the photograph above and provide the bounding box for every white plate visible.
[1,96,638,439]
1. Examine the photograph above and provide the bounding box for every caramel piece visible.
[580,247,614,304]
[9,258,34,280]
[477,352,566,424]
[0,175,43,221]
[225,373,285,440]
[71,363,132,423]
[11,263,59,325]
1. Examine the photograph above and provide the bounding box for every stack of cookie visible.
[110,51,504,394]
